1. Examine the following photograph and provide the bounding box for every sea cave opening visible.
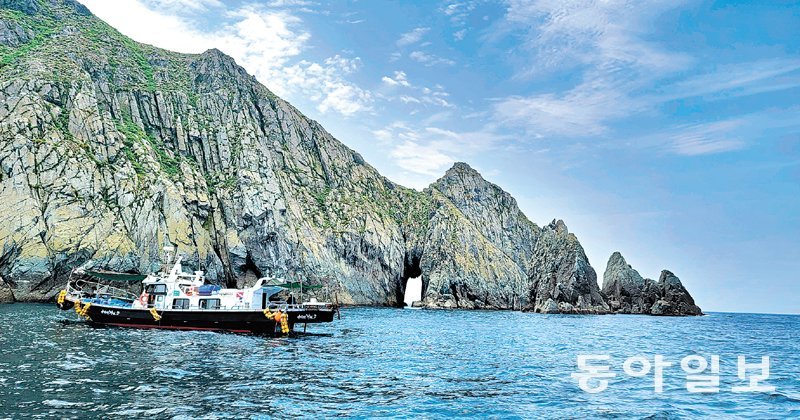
[403,277,422,307]
[237,253,263,289]
[398,252,423,307]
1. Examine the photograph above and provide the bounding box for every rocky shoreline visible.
[0,0,701,315]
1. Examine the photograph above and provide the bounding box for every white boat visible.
[55,247,339,335]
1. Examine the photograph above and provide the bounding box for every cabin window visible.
[172,298,189,309]
[146,284,168,295]
[199,298,221,310]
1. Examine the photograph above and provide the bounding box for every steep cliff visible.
[0,0,416,304]
[418,163,538,309]
[0,0,701,315]
[602,252,702,316]
[526,220,609,313]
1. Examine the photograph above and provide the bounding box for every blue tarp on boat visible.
[198,284,222,296]
[81,297,133,307]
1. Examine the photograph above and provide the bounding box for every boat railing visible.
[155,301,333,311]
[66,278,139,303]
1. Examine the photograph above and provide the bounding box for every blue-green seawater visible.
[0,304,798,418]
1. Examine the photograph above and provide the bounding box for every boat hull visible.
[73,303,335,335]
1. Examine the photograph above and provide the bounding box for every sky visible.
[78,0,800,314]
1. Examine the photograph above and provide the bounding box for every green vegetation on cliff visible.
[0,0,699,315]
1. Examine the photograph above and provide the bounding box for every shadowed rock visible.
[602,252,702,316]
[526,220,609,314]
[419,162,539,309]
[601,252,659,313]
[651,270,703,316]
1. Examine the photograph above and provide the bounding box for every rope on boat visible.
[149,307,162,322]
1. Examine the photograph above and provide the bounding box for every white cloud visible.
[266,0,315,6]
[453,28,467,41]
[441,1,477,25]
[80,0,370,116]
[627,107,800,157]
[655,59,800,103]
[391,140,456,177]
[396,27,430,47]
[141,0,222,12]
[668,121,747,156]
[381,71,411,87]
[399,96,421,104]
[283,60,372,115]
[381,72,454,109]
[324,55,362,74]
[492,1,800,141]
[494,89,627,136]
[372,128,394,143]
[492,0,691,137]
[409,51,455,66]
[377,122,511,180]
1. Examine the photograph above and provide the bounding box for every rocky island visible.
[0,0,701,315]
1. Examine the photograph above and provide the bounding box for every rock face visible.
[0,1,417,304]
[418,163,539,309]
[650,270,703,316]
[601,252,660,313]
[0,1,702,314]
[527,220,609,313]
[602,252,702,316]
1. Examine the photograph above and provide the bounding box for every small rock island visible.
[602,252,702,316]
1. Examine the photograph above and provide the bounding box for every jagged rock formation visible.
[526,220,609,313]
[602,252,702,316]
[418,163,538,309]
[650,270,703,316]
[601,252,660,313]
[0,1,701,315]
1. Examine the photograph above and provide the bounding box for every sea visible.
[0,304,798,418]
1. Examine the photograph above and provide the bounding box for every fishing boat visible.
[55,247,339,335]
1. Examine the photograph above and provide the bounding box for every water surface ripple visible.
[1,304,798,418]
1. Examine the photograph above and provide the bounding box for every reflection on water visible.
[1,304,799,417]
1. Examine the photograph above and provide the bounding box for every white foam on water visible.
[43,399,79,408]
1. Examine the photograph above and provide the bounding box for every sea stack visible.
[526,220,610,314]
[602,252,702,316]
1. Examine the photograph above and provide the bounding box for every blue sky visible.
[79,0,800,314]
